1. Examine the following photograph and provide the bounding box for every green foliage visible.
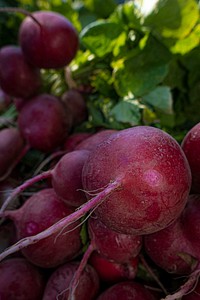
[1,0,200,140]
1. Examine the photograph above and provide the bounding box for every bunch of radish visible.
[1,7,200,300]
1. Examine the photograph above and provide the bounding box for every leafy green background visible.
[1,0,200,142]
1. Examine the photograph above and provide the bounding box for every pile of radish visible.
[1,8,200,300]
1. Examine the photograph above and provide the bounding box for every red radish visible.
[19,11,79,69]
[0,127,28,181]
[42,261,99,300]
[182,122,200,193]
[82,126,191,235]
[96,281,156,300]
[0,45,41,98]
[0,126,191,264]
[0,88,12,111]
[88,215,142,263]
[63,132,92,152]
[0,221,16,253]
[0,257,45,300]
[18,93,72,153]
[144,194,200,275]
[62,89,88,126]
[75,129,117,151]
[3,188,82,268]
[68,215,142,297]
[0,149,90,213]
[89,251,138,283]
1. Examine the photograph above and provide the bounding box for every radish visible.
[42,261,99,300]
[63,132,92,152]
[96,281,157,300]
[18,93,72,153]
[0,45,41,98]
[62,89,88,126]
[68,215,142,298]
[144,194,200,275]
[0,257,46,299]
[75,129,117,151]
[88,215,142,263]
[0,149,90,213]
[182,122,200,193]
[0,127,28,181]
[19,11,79,69]
[89,251,138,283]
[3,188,82,268]
[0,126,191,263]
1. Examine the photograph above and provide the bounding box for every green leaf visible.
[109,100,141,125]
[113,35,171,96]
[144,0,199,40]
[83,0,117,18]
[80,20,125,57]
[142,86,173,114]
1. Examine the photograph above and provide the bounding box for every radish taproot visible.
[19,11,79,69]
[0,126,191,262]
[0,257,46,299]
[3,188,82,268]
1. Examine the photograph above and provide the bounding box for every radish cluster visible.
[1,7,200,300]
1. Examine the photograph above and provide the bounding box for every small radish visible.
[62,89,88,126]
[0,149,90,213]
[3,188,82,268]
[0,127,28,181]
[89,250,138,283]
[182,122,200,193]
[96,281,157,300]
[0,45,41,98]
[42,261,100,300]
[19,11,79,69]
[75,129,117,151]
[18,93,72,153]
[68,215,142,298]
[0,257,46,300]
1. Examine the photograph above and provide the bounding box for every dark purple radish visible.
[182,122,200,193]
[89,251,138,283]
[63,132,92,152]
[18,93,72,153]
[3,188,82,268]
[0,221,16,253]
[51,149,90,206]
[75,129,117,151]
[0,127,28,181]
[0,88,12,112]
[0,257,45,300]
[43,261,99,300]
[0,45,41,98]
[0,126,192,265]
[0,149,90,213]
[144,194,200,276]
[88,215,142,264]
[62,89,88,126]
[68,215,142,297]
[96,281,157,300]
[19,11,79,69]
[144,217,196,275]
